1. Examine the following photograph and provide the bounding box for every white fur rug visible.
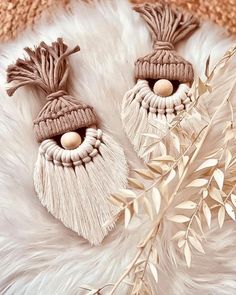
[0,0,236,294]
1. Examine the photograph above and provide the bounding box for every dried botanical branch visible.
[109,224,160,295]
[79,283,114,294]
[97,47,236,294]
[184,139,228,240]
[109,124,207,228]
[175,77,235,195]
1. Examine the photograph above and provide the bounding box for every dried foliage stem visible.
[140,232,157,280]
[185,146,226,240]
[171,78,236,201]
[185,199,203,239]
[225,186,236,204]
[79,283,114,294]
[110,224,160,295]
[113,125,207,222]
[160,77,236,235]
[98,48,236,295]
[111,66,236,295]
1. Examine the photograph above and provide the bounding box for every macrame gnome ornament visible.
[7,39,128,246]
[121,3,199,161]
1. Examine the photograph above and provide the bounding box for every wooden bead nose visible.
[153,79,173,97]
[60,131,82,150]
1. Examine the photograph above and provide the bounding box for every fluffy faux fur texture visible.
[0,0,236,294]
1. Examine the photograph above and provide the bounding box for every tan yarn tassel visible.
[121,3,199,162]
[7,40,97,142]
[134,3,199,82]
[7,39,128,245]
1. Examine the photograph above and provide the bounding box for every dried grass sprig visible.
[82,46,236,294]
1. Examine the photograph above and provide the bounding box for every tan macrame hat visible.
[134,3,199,83]
[7,38,97,142]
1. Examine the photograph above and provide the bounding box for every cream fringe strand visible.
[121,80,191,162]
[34,127,128,246]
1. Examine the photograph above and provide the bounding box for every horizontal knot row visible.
[134,80,191,117]
[33,107,97,142]
[35,106,84,121]
[154,41,174,51]
[46,90,67,101]
[39,127,103,167]
[142,105,185,114]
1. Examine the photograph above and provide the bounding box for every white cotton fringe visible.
[34,127,128,246]
[121,79,191,162]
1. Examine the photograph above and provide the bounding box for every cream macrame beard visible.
[121,79,191,162]
[34,126,127,246]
